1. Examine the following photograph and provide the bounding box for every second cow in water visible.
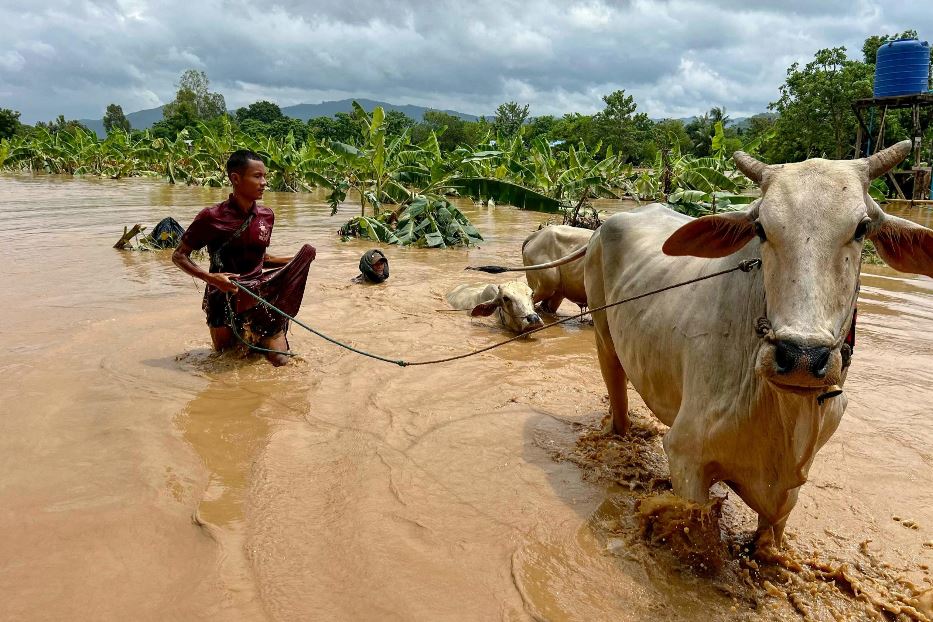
[446,281,543,334]
[522,225,592,312]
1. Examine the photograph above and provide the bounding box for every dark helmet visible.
[359,249,389,283]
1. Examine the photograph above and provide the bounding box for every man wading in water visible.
[172,150,316,366]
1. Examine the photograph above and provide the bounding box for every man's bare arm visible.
[263,252,292,268]
[173,241,239,293]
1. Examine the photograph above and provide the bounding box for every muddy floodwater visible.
[1,174,932,621]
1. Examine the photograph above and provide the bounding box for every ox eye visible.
[754,222,767,242]
[853,218,870,242]
[502,296,511,303]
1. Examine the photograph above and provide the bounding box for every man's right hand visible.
[210,273,240,293]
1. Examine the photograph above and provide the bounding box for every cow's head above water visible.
[470,280,543,333]
[662,140,933,393]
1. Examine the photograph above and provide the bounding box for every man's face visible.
[372,258,387,276]
[231,159,267,201]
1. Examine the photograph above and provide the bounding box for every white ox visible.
[522,141,933,545]
[521,225,592,312]
[446,280,544,333]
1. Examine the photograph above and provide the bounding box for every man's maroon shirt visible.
[181,195,274,279]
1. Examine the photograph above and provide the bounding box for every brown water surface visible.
[1,175,931,621]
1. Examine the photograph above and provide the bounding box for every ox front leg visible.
[594,317,629,435]
[663,426,713,505]
[754,487,799,551]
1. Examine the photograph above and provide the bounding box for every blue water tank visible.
[874,38,930,98]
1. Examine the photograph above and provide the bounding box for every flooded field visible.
[0,174,931,621]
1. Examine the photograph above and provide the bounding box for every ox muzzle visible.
[756,337,850,394]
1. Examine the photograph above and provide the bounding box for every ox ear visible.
[868,214,933,277]
[470,300,499,317]
[662,210,757,258]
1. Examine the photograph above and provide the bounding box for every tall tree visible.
[862,30,920,64]
[0,108,22,140]
[308,112,363,145]
[595,90,653,162]
[35,115,89,135]
[493,101,529,139]
[416,110,474,151]
[163,69,226,121]
[235,100,283,125]
[768,47,872,161]
[103,104,131,133]
[384,110,415,138]
[685,107,736,156]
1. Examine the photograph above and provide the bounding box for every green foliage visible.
[451,177,562,212]
[0,108,22,140]
[384,110,416,138]
[35,115,90,135]
[594,90,655,162]
[340,196,482,248]
[653,119,692,155]
[685,107,739,157]
[103,104,131,134]
[235,100,283,125]
[308,112,364,145]
[525,115,556,144]
[163,69,226,120]
[493,101,529,139]
[414,110,487,152]
[862,30,922,65]
[767,46,873,161]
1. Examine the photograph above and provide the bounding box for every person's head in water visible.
[358,249,389,283]
[226,150,267,204]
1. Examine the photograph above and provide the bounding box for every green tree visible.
[384,110,415,138]
[308,112,363,145]
[493,101,529,139]
[235,100,283,125]
[653,118,692,155]
[415,110,472,151]
[768,47,872,161]
[595,90,653,162]
[163,70,226,121]
[268,117,308,144]
[103,104,131,133]
[0,108,22,140]
[151,95,199,140]
[35,115,90,135]
[524,115,556,144]
[685,107,737,156]
[862,30,921,64]
[549,113,599,151]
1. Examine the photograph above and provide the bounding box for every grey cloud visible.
[1,0,931,124]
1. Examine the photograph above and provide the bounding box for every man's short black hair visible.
[226,149,264,176]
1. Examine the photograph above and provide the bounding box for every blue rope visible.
[232,258,760,367]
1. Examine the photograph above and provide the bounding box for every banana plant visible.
[325,104,415,216]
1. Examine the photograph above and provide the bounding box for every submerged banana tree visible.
[326,103,415,216]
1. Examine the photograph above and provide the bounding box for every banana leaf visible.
[339,216,399,244]
[450,176,562,212]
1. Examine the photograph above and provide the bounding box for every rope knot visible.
[755,317,776,342]
[739,258,762,272]
[840,343,852,369]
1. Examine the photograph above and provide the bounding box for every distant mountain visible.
[79,106,166,138]
[652,113,779,129]
[280,98,484,122]
[79,98,485,137]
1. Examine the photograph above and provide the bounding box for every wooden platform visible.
[852,92,933,200]
[883,198,933,207]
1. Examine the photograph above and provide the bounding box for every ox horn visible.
[733,151,767,184]
[865,140,912,180]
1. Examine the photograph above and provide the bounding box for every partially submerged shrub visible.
[339,196,483,248]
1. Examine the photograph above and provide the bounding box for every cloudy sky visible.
[1,0,930,124]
